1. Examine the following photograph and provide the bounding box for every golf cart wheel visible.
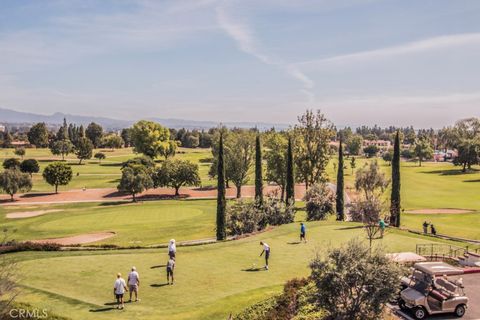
[413,307,427,320]
[455,304,466,317]
[397,298,407,310]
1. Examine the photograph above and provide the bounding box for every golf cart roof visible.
[413,262,464,276]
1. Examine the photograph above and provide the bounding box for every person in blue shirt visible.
[300,222,307,243]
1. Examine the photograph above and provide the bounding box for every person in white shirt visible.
[259,241,270,270]
[166,258,175,285]
[113,273,128,309]
[127,266,140,302]
[168,239,176,259]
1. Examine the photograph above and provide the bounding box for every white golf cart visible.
[398,261,468,319]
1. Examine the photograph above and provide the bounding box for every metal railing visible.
[415,244,478,261]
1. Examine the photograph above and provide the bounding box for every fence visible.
[416,244,479,261]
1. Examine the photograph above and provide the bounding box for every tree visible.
[309,239,401,320]
[101,133,124,149]
[50,139,74,160]
[0,169,32,201]
[42,162,73,193]
[450,118,480,172]
[75,137,93,164]
[19,159,40,176]
[293,110,335,189]
[390,131,401,227]
[130,120,176,159]
[363,145,379,157]
[122,156,156,170]
[346,134,363,155]
[350,156,356,175]
[265,132,288,201]
[216,134,226,241]
[121,128,132,147]
[254,135,263,205]
[336,139,345,221]
[14,147,26,159]
[413,136,433,166]
[154,159,201,196]
[117,164,153,202]
[2,158,20,170]
[285,136,295,204]
[94,152,106,163]
[27,122,49,147]
[85,122,104,148]
[303,183,335,221]
[354,161,389,201]
[382,150,393,165]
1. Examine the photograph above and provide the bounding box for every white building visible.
[0,125,5,132]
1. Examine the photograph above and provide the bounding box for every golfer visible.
[127,266,140,302]
[167,257,175,285]
[113,273,128,309]
[379,218,386,238]
[300,223,306,243]
[259,241,270,270]
[168,239,176,259]
[423,221,429,234]
[431,224,437,236]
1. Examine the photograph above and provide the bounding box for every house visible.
[362,139,391,150]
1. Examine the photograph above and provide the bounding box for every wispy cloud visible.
[215,4,315,103]
[297,33,480,68]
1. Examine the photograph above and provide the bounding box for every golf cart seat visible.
[430,289,447,301]
[435,278,458,296]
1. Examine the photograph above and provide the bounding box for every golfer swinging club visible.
[259,241,270,270]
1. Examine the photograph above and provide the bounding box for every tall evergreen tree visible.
[285,136,295,204]
[390,131,401,227]
[336,139,345,221]
[254,134,263,205]
[216,134,226,241]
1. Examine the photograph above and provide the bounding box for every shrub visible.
[348,196,384,223]
[303,183,335,221]
[226,200,265,236]
[401,148,414,159]
[264,193,295,226]
[122,156,155,171]
[2,158,20,170]
[0,241,61,254]
[19,159,40,176]
[363,145,379,157]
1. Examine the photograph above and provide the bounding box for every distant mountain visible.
[0,107,289,130]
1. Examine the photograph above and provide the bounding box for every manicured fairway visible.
[13,222,463,320]
[0,200,217,246]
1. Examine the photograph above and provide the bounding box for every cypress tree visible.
[216,134,226,240]
[285,136,295,204]
[390,130,401,227]
[336,139,345,221]
[254,135,263,206]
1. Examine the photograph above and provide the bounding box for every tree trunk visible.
[175,187,180,196]
[79,158,83,165]
[55,184,58,194]
[463,162,467,172]
[280,186,285,202]
[132,193,137,202]
[236,184,241,198]
[10,194,14,202]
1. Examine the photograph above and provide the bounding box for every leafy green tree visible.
[265,133,288,201]
[453,140,480,172]
[2,130,12,148]
[254,135,263,205]
[14,147,26,160]
[350,156,356,175]
[216,134,226,241]
[382,150,393,165]
[120,128,132,147]
[304,183,335,221]
[50,139,74,160]
[450,118,480,172]
[94,152,106,163]
[42,162,73,193]
[75,137,93,164]
[122,156,156,171]
[293,110,335,189]
[100,133,124,149]
[346,134,363,155]
[27,122,49,147]
[390,131,401,227]
[56,118,69,140]
[0,169,32,201]
[19,159,40,177]
[2,158,20,170]
[130,120,176,159]
[354,161,389,201]
[154,159,201,196]
[117,164,153,202]
[285,136,295,204]
[336,139,345,221]
[363,145,379,158]
[85,122,104,148]
[413,137,433,166]
[309,240,402,320]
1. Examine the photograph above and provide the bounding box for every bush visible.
[0,241,61,254]
[303,183,335,221]
[264,193,295,226]
[2,158,20,170]
[348,196,384,223]
[363,145,379,157]
[20,159,40,176]
[122,156,155,170]
[226,200,265,236]
[401,148,414,159]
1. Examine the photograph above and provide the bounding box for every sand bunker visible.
[407,208,474,214]
[6,209,62,219]
[32,232,116,245]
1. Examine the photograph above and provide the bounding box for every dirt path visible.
[31,232,116,245]
[0,185,309,206]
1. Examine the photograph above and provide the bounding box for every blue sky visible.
[1,0,480,127]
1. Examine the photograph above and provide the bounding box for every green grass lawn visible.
[0,200,217,246]
[12,221,464,320]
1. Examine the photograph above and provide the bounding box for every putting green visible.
[13,221,461,320]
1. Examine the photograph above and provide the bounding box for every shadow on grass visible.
[100,163,123,167]
[242,267,267,272]
[99,201,130,207]
[287,241,301,245]
[421,168,479,176]
[20,192,55,198]
[89,307,116,312]
[464,179,480,183]
[335,226,363,230]
[150,283,170,287]
[151,264,166,269]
